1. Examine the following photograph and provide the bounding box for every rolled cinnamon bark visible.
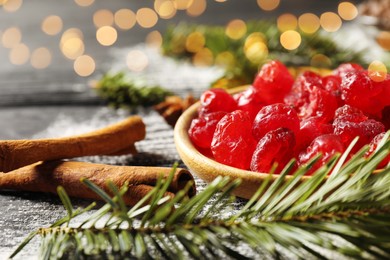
[0,116,146,172]
[0,160,196,205]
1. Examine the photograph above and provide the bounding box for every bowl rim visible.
[174,86,311,185]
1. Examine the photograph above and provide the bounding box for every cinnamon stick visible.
[0,116,146,172]
[0,160,196,205]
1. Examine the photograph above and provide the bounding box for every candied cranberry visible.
[252,103,299,141]
[365,132,389,168]
[382,106,390,130]
[250,128,295,174]
[200,88,237,114]
[340,70,383,117]
[333,105,385,151]
[234,86,264,120]
[295,116,333,153]
[188,111,227,149]
[211,110,257,170]
[333,63,364,78]
[252,60,294,104]
[373,73,390,108]
[284,72,338,123]
[322,75,343,106]
[299,134,345,174]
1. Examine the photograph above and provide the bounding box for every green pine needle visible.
[9,132,390,259]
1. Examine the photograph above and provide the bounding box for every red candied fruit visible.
[199,88,237,115]
[211,110,257,170]
[382,106,390,130]
[252,103,300,141]
[373,73,390,109]
[322,75,343,107]
[340,70,383,117]
[252,60,294,104]
[284,71,338,123]
[295,116,333,153]
[234,86,264,120]
[333,105,385,150]
[333,63,364,78]
[250,128,296,174]
[299,134,345,174]
[188,111,227,149]
[365,132,390,168]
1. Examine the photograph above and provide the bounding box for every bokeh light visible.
[9,43,29,65]
[74,55,96,76]
[174,0,193,10]
[3,0,22,12]
[74,0,94,7]
[376,31,390,51]
[244,32,268,64]
[42,15,63,36]
[338,2,358,21]
[154,0,177,19]
[280,30,301,50]
[96,26,117,46]
[186,0,206,17]
[185,31,205,53]
[310,54,332,68]
[60,28,85,60]
[298,13,320,34]
[368,60,387,82]
[93,9,114,28]
[30,47,52,69]
[1,27,22,48]
[225,19,247,40]
[127,50,149,72]
[114,9,136,30]
[320,12,342,32]
[215,51,235,69]
[192,48,213,66]
[146,30,163,48]
[257,0,280,11]
[136,8,158,28]
[277,13,298,32]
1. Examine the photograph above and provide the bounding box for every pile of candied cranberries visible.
[188,60,390,174]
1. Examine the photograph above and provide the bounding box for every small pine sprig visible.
[95,72,173,109]
[10,133,390,259]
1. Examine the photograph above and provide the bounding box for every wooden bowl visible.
[174,86,310,199]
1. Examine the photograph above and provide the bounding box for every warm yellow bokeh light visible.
[257,0,280,11]
[114,9,136,30]
[74,0,94,7]
[96,26,117,46]
[127,50,149,72]
[376,31,390,51]
[298,13,320,34]
[338,2,358,21]
[192,48,213,66]
[61,28,83,44]
[185,31,205,53]
[277,13,298,32]
[186,0,206,17]
[225,19,247,40]
[93,9,114,28]
[0,0,7,5]
[30,47,52,69]
[1,27,21,48]
[61,37,84,59]
[215,0,227,2]
[9,43,29,65]
[3,0,22,12]
[245,32,266,49]
[320,12,342,32]
[146,30,163,48]
[74,55,96,77]
[136,8,158,28]
[245,41,268,64]
[215,51,235,69]
[174,0,193,10]
[310,54,332,68]
[154,0,177,19]
[280,30,301,50]
[368,60,387,82]
[41,15,63,36]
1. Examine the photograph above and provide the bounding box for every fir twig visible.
[9,132,390,259]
